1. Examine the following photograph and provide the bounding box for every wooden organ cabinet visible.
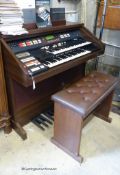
[0,23,105,139]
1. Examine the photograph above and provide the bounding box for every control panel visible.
[15,51,48,76]
[8,30,82,53]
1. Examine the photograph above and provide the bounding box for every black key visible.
[56,57,63,60]
[44,61,50,65]
[36,117,49,127]
[40,114,53,124]
[44,112,54,121]
[32,119,45,130]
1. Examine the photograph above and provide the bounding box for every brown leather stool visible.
[51,71,119,162]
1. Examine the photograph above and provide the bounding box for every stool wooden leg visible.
[51,102,83,163]
[94,91,114,123]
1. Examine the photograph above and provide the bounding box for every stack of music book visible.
[0,0,28,35]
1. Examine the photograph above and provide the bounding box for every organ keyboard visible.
[0,23,105,139]
[7,29,99,76]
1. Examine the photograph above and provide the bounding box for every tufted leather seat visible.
[52,71,118,118]
[51,71,119,163]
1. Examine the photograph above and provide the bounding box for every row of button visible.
[16,52,48,75]
[18,39,42,48]
[30,65,45,73]
[60,33,70,39]
[9,33,71,50]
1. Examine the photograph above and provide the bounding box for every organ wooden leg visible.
[11,120,27,140]
[0,114,12,133]
[0,44,12,133]
[51,102,83,163]
[3,113,12,134]
[93,91,114,123]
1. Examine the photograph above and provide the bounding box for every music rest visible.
[50,8,66,26]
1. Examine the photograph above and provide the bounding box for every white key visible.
[52,41,91,55]
[46,50,91,68]
[40,65,45,69]
[67,50,91,61]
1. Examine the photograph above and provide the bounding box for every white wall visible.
[50,0,77,11]
[77,0,96,32]
[15,0,78,23]
[50,0,97,32]
[16,0,35,9]
[16,0,77,10]
[15,0,96,31]
[16,0,76,23]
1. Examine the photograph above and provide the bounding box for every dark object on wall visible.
[93,0,101,35]
[50,8,66,26]
[94,0,108,70]
[99,0,108,40]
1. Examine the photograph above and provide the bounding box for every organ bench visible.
[51,71,119,162]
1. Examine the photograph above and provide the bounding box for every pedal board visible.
[32,108,54,130]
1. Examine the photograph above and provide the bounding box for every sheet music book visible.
[36,0,51,27]
[0,0,28,35]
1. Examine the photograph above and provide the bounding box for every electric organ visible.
[0,23,104,139]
